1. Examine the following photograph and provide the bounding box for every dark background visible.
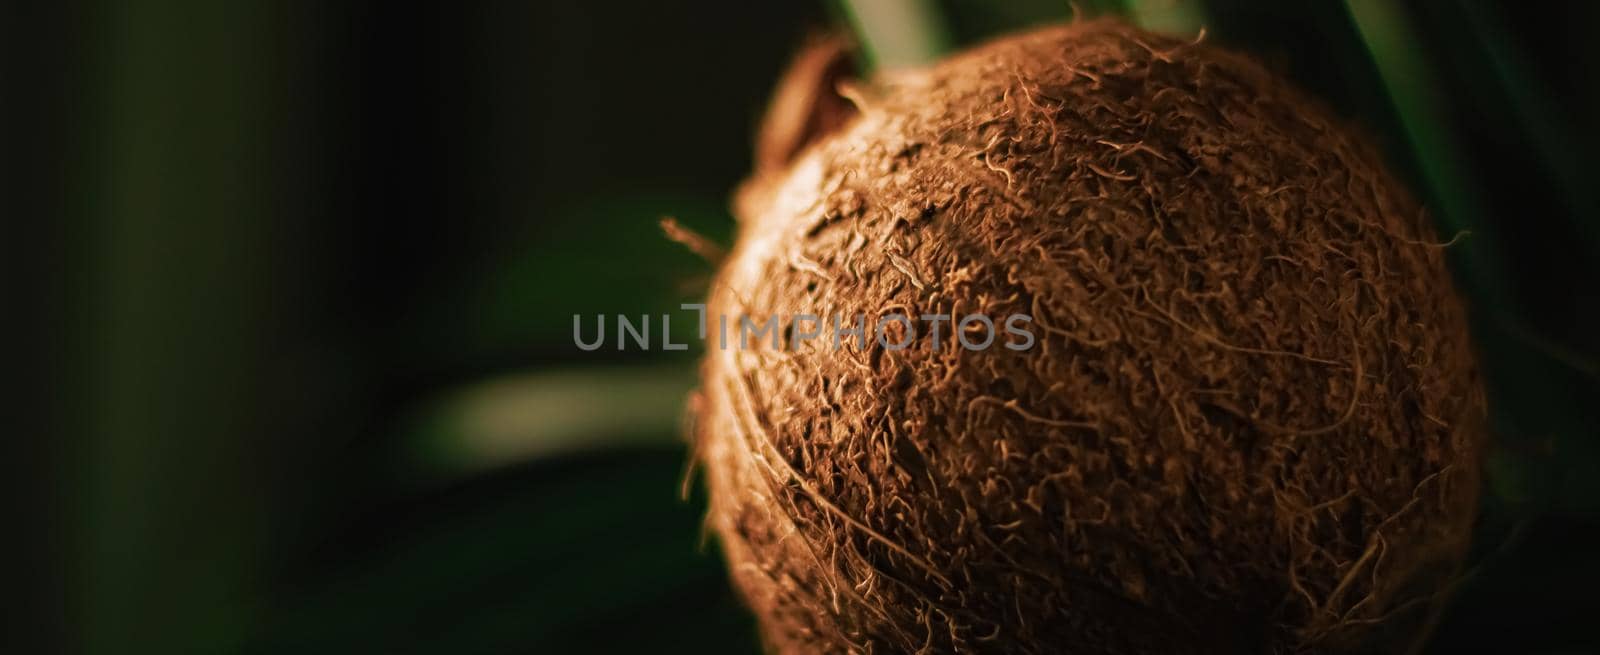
[8,1,1599,653]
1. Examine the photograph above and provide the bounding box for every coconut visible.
[692,19,1483,655]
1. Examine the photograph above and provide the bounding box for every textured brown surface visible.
[694,20,1484,654]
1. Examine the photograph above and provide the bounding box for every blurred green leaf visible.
[405,364,696,478]
[254,448,760,655]
[839,0,953,70]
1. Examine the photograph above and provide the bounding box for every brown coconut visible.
[693,19,1484,655]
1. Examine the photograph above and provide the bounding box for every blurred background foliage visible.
[8,0,1598,653]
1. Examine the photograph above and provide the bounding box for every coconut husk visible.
[694,19,1484,655]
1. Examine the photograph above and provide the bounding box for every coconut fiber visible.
[693,19,1484,655]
